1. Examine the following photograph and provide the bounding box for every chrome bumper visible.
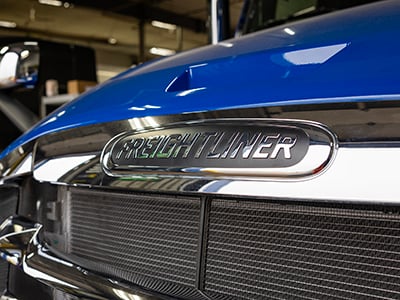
[0,216,170,300]
[0,292,18,300]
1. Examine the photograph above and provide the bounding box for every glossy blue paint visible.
[1,0,400,159]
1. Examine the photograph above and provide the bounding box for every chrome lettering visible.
[114,131,299,161]
[270,136,297,159]
[138,136,163,158]
[156,134,181,158]
[229,132,261,159]
[194,132,218,158]
[219,132,241,159]
[252,134,280,159]
[172,133,200,158]
[207,132,225,159]
[116,138,145,160]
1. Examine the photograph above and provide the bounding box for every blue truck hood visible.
[2,0,400,158]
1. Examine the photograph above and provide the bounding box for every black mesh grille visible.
[66,187,400,299]
[0,262,7,292]
[69,188,201,288]
[204,199,400,300]
[0,187,18,292]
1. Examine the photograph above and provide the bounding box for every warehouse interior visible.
[0,0,244,82]
[0,0,244,150]
[0,0,380,150]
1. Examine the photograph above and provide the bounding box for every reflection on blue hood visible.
[2,0,400,159]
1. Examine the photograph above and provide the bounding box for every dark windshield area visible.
[241,0,383,34]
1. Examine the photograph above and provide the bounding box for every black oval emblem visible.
[101,119,337,179]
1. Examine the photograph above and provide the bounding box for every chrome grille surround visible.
[2,103,400,299]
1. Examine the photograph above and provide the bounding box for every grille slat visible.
[209,234,400,269]
[71,234,197,263]
[204,199,400,299]
[210,242,400,280]
[76,246,197,282]
[71,212,199,231]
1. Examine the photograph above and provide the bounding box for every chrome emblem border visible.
[101,119,338,180]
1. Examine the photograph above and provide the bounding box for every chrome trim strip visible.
[2,102,400,202]
[0,216,41,266]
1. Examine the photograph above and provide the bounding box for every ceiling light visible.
[108,37,117,45]
[38,0,63,7]
[149,47,176,57]
[0,21,17,28]
[21,50,30,59]
[284,28,296,36]
[151,20,177,31]
[24,41,38,46]
[0,46,9,55]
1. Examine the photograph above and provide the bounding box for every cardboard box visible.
[67,80,97,94]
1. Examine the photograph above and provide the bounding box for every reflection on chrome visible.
[0,215,165,299]
[128,118,144,130]
[11,153,32,176]
[113,289,143,300]
[0,216,40,266]
[33,154,96,182]
[128,116,161,131]
[199,144,333,178]
[218,147,400,202]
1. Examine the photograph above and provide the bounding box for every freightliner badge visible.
[101,119,337,178]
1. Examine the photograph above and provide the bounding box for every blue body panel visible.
[1,0,400,158]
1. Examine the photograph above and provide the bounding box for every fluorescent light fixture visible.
[38,0,63,7]
[24,41,38,46]
[293,6,316,17]
[128,118,144,130]
[21,50,30,59]
[128,106,146,111]
[97,70,119,78]
[283,43,348,65]
[108,37,117,45]
[284,28,296,36]
[0,46,9,55]
[151,20,177,31]
[219,42,234,48]
[144,117,160,128]
[177,87,206,97]
[149,47,176,56]
[0,21,17,28]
